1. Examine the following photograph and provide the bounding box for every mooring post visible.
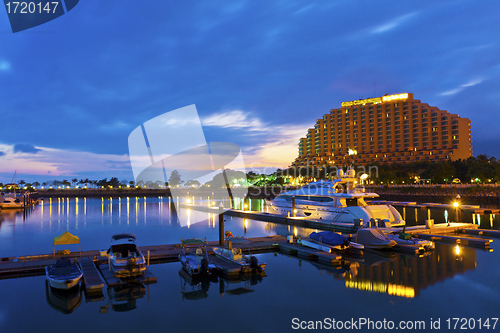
[219,204,224,246]
[292,196,296,217]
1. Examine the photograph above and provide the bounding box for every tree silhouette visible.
[168,170,183,187]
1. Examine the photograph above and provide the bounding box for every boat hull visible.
[47,277,81,290]
[45,264,83,290]
[109,261,146,278]
[266,201,405,227]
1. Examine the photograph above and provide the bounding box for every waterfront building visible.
[292,93,472,167]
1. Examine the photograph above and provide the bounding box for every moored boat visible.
[384,232,435,250]
[1,195,25,209]
[45,257,83,290]
[108,233,147,278]
[354,228,397,249]
[212,246,266,273]
[178,238,217,276]
[308,231,364,250]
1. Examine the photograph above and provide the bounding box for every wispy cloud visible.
[202,110,310,168]
[0,143,131,181]
[293,4,316,15]
[202,110,266,131]
[370,12,418,34]
[439,77,485,96]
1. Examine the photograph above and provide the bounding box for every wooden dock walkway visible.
[178,203,358,233]
[461,228,500,238]
[79,258,104,293]
[207,254,241,277]
[413,233,492,248]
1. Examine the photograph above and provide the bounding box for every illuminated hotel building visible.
[292,93,472,167]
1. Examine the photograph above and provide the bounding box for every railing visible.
[369,183,500,188]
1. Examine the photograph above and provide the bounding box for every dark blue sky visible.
[0,0,499,182]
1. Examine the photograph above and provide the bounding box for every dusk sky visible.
[1,0,499,183]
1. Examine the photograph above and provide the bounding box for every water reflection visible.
[45,281,82,314]
[178,269,266,300]
[283,243,476,299]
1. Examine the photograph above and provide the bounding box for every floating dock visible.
[79,258,104,293]
[279,243,343,265]
[367,200,500,214]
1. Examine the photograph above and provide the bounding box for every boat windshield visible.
[345,198,367,206]
[302,182,332,190]
[296,196,334,203]
[276,195,334,203]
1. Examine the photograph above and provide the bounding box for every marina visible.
[0,195,499,332]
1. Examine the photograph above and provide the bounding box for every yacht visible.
[266,168,405,227]
[1,195,25,209]
[107,234,147,278]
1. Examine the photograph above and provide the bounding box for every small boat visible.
[309,231,350,250]
[108,233,147,278]
[354,228,397,249]
[1,195,25,209]
[212,246,266,273]
[384,232,435,250]
[178,238,217,276]
[45,257,83,290]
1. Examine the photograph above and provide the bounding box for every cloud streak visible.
[0,143,132,182]
[370,12,418,34]
[439,77,485,96]
[202,110,310,168]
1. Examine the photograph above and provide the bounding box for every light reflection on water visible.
[0,197,499,332]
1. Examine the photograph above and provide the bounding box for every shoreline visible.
[25,186,500,202]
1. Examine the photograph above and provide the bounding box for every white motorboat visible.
[266,167,405,227]
[212,247,266,273]
[1,194,25,209]
[45,257,83,290]
[108,233,147,278]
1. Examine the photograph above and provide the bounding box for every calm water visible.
[1,197,500,333]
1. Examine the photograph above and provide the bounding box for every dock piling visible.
[219,205,224,246]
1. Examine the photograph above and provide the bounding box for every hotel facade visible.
[292,93,472,168]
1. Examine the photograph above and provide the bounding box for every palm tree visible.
[32,181,40,188]
[72,178,78,187]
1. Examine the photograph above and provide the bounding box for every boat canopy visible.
[111,233,137,241]
[54,231,80,245]
[181,238,206,245]
[53,231,81,256]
